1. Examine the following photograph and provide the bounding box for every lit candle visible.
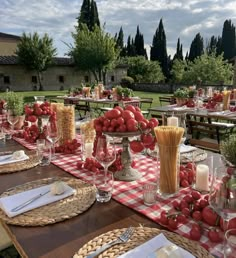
[196,164,209,191]
[167,116,179,127]
[85,142,93,158]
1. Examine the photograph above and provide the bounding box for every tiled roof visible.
[0,56,74,66]
[0,32,21,40]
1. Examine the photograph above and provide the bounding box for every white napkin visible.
[0,153,29,165]
[0,183,75,217]
[180,145,197,154]
[118,233,195,258]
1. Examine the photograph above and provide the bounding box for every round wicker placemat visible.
[74,227,213,258]
[0,150,39,174]
[0,177,96,226]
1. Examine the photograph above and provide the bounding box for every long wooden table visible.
[0,140,160,258]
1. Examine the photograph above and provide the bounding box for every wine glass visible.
[209,166,236,256]
[94,136,116,202]
[46,122,60,159]
[7,109,18,138]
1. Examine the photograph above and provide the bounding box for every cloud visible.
[1,0,236,58]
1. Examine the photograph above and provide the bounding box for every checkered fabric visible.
[13,135,224,258]
[0,114,7,125]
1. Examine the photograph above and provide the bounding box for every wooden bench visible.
[159,96,176,106]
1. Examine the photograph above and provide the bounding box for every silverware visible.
[86,227,134,258]
[11,189,50,212]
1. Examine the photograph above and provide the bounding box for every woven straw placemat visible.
[0,177,96,226]
[0,150,39,174]
[74,227,213,258]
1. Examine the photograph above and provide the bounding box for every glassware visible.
[6,109,18,139]
[46,122,60,159]
[94,136,116,202]
[37,140,51,166]
[143,183,157,206]
[209,166,236,256]
[225,229,236,257]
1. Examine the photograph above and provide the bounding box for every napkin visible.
[0,153,29,165]
[118,233,195,258]
[180,145,197,154]
[0,183,75,217]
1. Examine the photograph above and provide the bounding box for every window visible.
[32,76,37,83]
[59,75,64,83]
[84,75,89,82]
[111,75,115,82]
[4,76,10,84]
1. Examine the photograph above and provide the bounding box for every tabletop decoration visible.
[0,177,96,226]
[74,227,213,258]
[173,87,195,107]
[0,150,39,174]
[93,104,158,181]
[154,126,184,197]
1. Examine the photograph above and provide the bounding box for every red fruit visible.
[129,140,144,153]
[122,110,135,121]
[126,118,138,132]
[149,118,159,127]
[192,211,202,221]
[180,200,189,210]
[172,200,180,210]
[141,133,154,147]
[177,214,187,224]
[159,215,169,225]
[220,217,236,231]
[208,229,222,243]
[183,194,193,204]
[125,105,137,113]
[182,207,190,217]
[180,179,189,187]
[168,218,178,229]
[202,206,220,227]
[190,227,201,241]
[191,190,201,200]
[199,199,208,208]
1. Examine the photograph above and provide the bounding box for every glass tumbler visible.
[225,229,236,258]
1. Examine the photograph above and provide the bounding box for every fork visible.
[86,227,134,258]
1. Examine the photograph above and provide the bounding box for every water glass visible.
[143,183,157,206]
[93,170,114,202]
[225,229,236,258]
[37,140,51,166]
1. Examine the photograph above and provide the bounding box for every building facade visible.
[0,32,127,91]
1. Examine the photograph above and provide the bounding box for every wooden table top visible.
[0,140,160,258]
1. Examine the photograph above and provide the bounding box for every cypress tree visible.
[150,19,168,78]
[188,33,204,61]
[221,19,236,60]
[206,36,217,55]
[216,36,223,56]
[90,0,100,30]
[134,26,147,58]
[173,38,183,60]
[116,27,126,57]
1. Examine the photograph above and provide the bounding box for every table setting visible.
[0,99,235,258]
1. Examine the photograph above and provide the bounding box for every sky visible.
[1,0,236,58]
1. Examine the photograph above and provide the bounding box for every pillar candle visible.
[85,142,93,158]
[196,164,209,191]
[167,116,179,127]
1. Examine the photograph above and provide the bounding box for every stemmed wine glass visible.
[46,122,60,159]
[94,135,116,202]
[7,109,18,138]
[209,166,236,256]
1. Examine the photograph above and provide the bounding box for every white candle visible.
[85,142,93,158]
[196,164,209,191]
[167,116,179,127]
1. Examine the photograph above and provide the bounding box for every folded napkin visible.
[118,233,195,258]
[0,183,75,217]
[0,153,29,166]
[180,145,197,154]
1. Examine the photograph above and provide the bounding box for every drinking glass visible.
[209,166,236,256]
[37,140,51,166]
[46,122,60,159]
[94,136,116,202]
[225,229,236,257]
[6,110,18,139]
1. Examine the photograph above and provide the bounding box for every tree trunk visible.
[38,71,44,91]
[92,70,98,82]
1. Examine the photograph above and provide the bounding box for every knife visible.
[11,189,50,212]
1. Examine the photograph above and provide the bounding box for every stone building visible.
[0,32,127,91]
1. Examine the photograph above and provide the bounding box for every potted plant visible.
[173,87,190,106]
[3,91,25,129]
[220,135,236,168]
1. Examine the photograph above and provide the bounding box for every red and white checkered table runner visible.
[13,135,223,257]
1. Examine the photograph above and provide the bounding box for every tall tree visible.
[173,38,183,60]
[150,19,169,79]
[206,36,217,55]
[116,27,126,57]
[70,25,119,83]
[16,32,56,91]
[188,33,204,61]
[126,35,135,57]
[221,19,236,60]
[216,36,223,56]
[77,0,100,31]
[134,26,147,58]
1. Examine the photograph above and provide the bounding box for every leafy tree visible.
[221,19,236,60]
[188,33,204,61]
[121,56,165,83]
[70,24,119,83]
[173,38,183,61]
[77,0,100,31]
[171,59,187,83]
[150,19,169,79]
[16,32,57,91]
[182,52,233,84]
